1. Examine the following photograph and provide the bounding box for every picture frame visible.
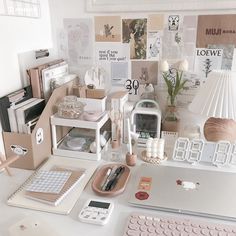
[86,0,236,12]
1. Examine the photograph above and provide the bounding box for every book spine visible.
[7,107,18,132]
[29,68,42,99]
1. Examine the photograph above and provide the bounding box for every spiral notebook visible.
[7,156,99,215]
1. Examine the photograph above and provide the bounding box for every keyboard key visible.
[128,223,139,231]
[126,229,139,236]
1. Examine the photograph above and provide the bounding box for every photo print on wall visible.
[95,16,121,42]
[122,18,147,59]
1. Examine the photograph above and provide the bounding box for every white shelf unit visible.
[51,112,109,161]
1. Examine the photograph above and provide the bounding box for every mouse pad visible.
[8,216,61,236]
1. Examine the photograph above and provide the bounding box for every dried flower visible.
[160,60,169,72]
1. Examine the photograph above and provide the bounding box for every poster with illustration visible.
[147,31,162,60]
[63,18,93,65]
[131,61,158,85]
[122,18,147,59]
[95,16,121,42]
[194,48,223,79]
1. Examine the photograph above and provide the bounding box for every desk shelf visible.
[51,112,110,161]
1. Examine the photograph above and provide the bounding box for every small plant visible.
[161,59,188,106]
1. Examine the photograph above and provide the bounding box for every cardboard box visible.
[3,80,74,170]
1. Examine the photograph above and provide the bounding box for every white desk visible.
[1,159,236,236]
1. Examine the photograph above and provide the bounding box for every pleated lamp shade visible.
[189,70,236,120]
[189,70,236,142]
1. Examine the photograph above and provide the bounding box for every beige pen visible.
[100,168,112,190]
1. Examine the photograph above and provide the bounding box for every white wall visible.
[0,0,53,154]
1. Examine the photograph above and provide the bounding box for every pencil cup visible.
[126,153,137,166]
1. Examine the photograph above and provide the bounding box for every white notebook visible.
[7,156,99,215]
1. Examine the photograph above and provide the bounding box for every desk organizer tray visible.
[92,163,130,196]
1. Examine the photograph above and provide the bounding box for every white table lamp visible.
[189,70,236,142]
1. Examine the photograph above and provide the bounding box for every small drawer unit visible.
[51,112,110,161]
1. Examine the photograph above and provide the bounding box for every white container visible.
[51,112,109,161]
[77,97,107,112]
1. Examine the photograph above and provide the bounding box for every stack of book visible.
[7,98,45,133]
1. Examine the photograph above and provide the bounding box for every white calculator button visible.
[100,216,107,221]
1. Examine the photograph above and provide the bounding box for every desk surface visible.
[1,158,236,236]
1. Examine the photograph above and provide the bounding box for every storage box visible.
[77,97,107,112]
[86,89,106,99]
[2,80,74,170]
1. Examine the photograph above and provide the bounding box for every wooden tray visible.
[92,163,130,196]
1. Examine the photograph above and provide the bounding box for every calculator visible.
[78,199,114,225]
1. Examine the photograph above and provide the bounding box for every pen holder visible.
[92,164,131,196]
[126,152,137,166]
[111,139,120,149]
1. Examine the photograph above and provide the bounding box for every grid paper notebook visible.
[7,156,99,215]
[25,167,85,206]
[25,170,72,194]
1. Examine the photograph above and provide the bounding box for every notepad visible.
[25,168,85,206]
[7,156,99,215]
[25,170,72,194]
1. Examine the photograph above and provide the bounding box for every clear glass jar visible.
[57,95,85,119]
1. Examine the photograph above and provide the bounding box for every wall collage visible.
[58,13,236,111]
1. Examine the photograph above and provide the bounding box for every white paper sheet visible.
[95,42,130,62]
[63,18,93,66]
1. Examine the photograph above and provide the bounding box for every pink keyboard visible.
[123,213,236,236]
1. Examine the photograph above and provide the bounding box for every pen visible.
[108,167,125,191]
[105,166,125,191]
[101,166,116,191]
[100,167,112,190]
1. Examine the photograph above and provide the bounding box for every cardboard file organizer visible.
[3,81,74,170]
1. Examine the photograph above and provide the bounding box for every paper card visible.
[183,43,196,57]
[95,16,121,42]
[131,61,158,85]
[95,42,129,62]
[183,15,198,29]
[161,131,178,160]
[167,14,181,31]
[177,72,201,108]
[196,14,236,48]
[194,48,223,78]
[111,61,129,86]
[147,31,162,60]
[63,18,93,66]
[148,14,164,31]
[122,18,147,59]
[183,29,197,43]
[162,28,184,59]
[207,44,234,70]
